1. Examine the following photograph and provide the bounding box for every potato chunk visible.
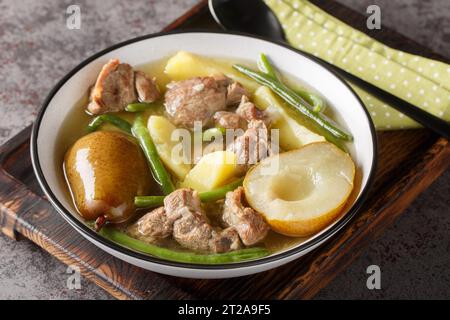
[182,151,239,192]
[165,51,259,92]
[147,115,191,180]
[253,86,325,150]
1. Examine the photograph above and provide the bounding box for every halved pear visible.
[243,142,355,237]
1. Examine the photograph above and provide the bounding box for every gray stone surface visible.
[0,0,448,299]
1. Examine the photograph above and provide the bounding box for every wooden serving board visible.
[1,0,449,300]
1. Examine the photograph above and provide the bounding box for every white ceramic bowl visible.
[31,31,377,279]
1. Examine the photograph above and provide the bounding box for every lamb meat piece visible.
[137,207,172,242]
[174,215,241,253]
[226,81,249,106]
[212,74,232,87]
[172,211,214,252]
[210,227,242,253]
[135,71,160,103]
[165,188,242,253]
[213,74,248,106]
[164,77,228,128]
[136,188,203,243]
[223,187,269,246]
[134,189,245,253]
[213,111,247,130]
[164,188,203,221]
[87,59,137,114]
[227,119,272,169]
[236,96,270,125]
[164,75,250,128]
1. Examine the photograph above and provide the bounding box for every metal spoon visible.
[209,0,450,139]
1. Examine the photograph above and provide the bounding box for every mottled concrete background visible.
[0,0,449,299]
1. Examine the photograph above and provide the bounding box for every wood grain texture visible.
[0,0,449,300]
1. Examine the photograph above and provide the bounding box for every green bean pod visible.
[233,64,352,141]
[199,177,244,202]
[125,102,158,113]
[87,114,132,134]
[257,53,278,79]
[296,89,325,113]
[257,54,326,113]
[132,115,175,195]
[134,195,165,208]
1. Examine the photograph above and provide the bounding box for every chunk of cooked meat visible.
[164,188,206,247]
[227,119,272,169]
[168,189,241,253]
[212,74,248,106]
[137,207,172,242]
[172,210,215,252]
[87,59,137,114]
[173,213,242,253]
[236,96,270,125]
[164,77,228,128]
[210,227,242,253]
[226,81,249,106]
[164,75,249,128]
[213,111,247,130]
[136,188,242,253]
[212,74,232,88]
[222,187,269,246]
[164,188,203,221]
[135,71,160,103]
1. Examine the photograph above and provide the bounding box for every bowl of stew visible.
[31,31,377,278]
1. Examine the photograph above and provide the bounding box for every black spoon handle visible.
[303,51,450,139]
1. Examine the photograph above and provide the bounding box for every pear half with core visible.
[243,142,355,237]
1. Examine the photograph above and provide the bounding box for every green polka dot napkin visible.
[264,0,450,130]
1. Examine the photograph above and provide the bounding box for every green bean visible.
[132,115,175,195]
[98,225,269,264]
[135,195,165,208]
[257,53,278,79]
[87,114,132,134]
[135,177,244,209]
[125,102,158,112]
[233,64,352,141]
[252,64,343,150]
[86,116,104,132]
[199,177,244,202]
[258,54,325,113]
[202,127,226,141]
[296,89,325,113]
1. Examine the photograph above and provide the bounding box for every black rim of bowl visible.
[31,30,378,271]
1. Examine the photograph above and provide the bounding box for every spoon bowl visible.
[209,0,285,41]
